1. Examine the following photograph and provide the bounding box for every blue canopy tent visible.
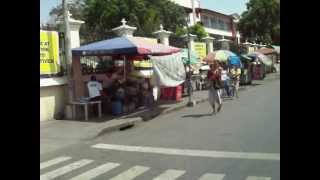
[71,36,181,99]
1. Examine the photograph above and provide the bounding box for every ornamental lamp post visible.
[183,16,196,107]
[62,0,73,103]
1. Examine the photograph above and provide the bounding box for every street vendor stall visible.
[248,52,272,80]
[240,54,254,85]
[71,36,180,117]
[256,47,278,72]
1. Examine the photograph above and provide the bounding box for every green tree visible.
[175,22,208,41]
[50,0,187,43]
[238,0,280,45]
[188,22,208,41]
[49,0,85,22]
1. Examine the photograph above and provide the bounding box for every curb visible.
[142,97,208,121]
[90,97,208,138]
[90,117,143,139]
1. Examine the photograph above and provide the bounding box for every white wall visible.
[40,77,68,121]
[172,0,201,26]
[204,27,233,37]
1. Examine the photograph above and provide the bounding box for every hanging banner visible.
[151,53,186,87]
[193,42,207,61]
[40,30,60,75]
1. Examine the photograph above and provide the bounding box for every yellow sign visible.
[40,31,60,74]
[193,42,207,61]
[133,60,153,68]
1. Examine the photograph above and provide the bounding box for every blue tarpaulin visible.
[228,55,241,66]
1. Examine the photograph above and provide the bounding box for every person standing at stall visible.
[87,75,103,101]
[141,78,154,108]
[87,75,104,114]
[207,62,223,115]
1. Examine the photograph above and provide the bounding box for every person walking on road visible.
[221,63,231,98]
[230,65,241,98]
[207,61,223,115]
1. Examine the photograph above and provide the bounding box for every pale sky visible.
[201,0,248,15]
[40,0,249,23]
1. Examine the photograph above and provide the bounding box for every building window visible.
[218,19,224,30]
[223,22,229,30]
[210,17,218,29]
[202,15,210,28]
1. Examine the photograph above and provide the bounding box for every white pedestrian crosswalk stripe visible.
[69,162,120,180]
[40,156,273,180]
[246,176,271,180]
[109,165,150,180]
[40,156,72,170]
[153,169,186,180]
[40,159,93,180]
[198,173,225,180]
[91,143,280,161]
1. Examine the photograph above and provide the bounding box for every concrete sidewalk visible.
[40,90,209,142]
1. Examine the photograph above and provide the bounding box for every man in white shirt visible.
[87,75,103,101]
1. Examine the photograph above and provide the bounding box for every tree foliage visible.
[175,22,208,41]
[188,22,208,41]
[238,0,280,45]
[49,0,85,23]
[49,0,187,44]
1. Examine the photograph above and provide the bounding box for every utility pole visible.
[185,17,194,107]
[62,0,73,102]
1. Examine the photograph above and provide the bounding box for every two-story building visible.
[171,0,241,48]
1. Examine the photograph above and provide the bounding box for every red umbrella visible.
[203,52,215,64]
[256,47,277,55]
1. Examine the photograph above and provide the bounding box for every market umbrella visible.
[72,36,180,56]
[214,50,237,62]
[240,54,254,62]
[203,50,238,63]
[228,55,241,66]
[180,48,200,65]
[271,45,280,54]
[256,47,277,55]
[248,52,273,66]
[203,52,215,64]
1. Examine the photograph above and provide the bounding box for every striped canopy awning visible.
[72,37,181,56]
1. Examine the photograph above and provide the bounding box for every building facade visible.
[171,0,241,47]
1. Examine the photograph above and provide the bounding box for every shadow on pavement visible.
[251,83,262,86]
[122,106,169,121]
[181,113,212,118]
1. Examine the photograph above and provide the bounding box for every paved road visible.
[40,75,280,180]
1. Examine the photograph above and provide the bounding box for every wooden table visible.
[70,101,102,121]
